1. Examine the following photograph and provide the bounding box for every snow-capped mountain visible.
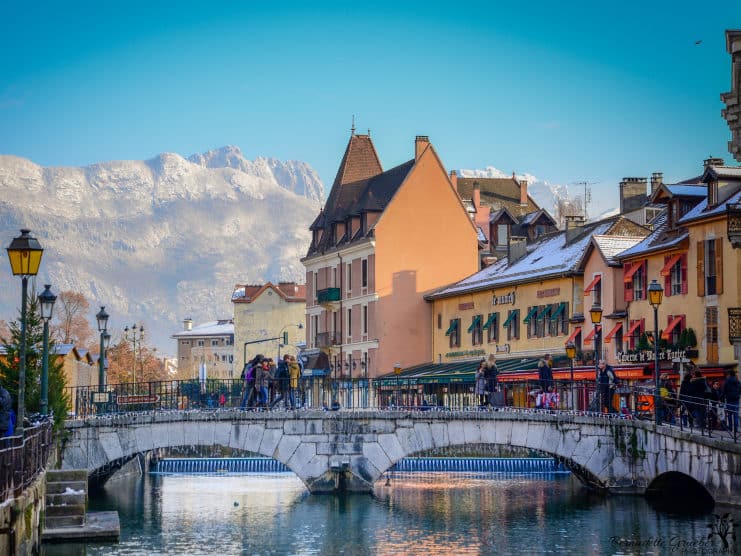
[0,147,324,355]
[458,166,618,223]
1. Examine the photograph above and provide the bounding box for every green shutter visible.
[502,309,519,328]
[467,315,482,333]
[482,313,498,330]
[445,320,458,336]
[549,302,566,321]
[522,306,539,324]
[536,305,552,320]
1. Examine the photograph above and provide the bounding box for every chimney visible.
[415,136,430,161]
[450,170,458,193]
[564,215,586,242]
[519,178,528,206]
[650,172,663,194]
[507,236,528,264]
[703,156,725,169]
[183,318,193,331]
[619,177,648,214]
[473,180,481,209]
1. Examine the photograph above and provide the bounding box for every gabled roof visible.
[650,183,706,204]
[616,211,688,259]
[702,165,741,181]
[519,209,557,227]
[456,176,540,217]
[426,216,641,299]
[52,343,76,356]
[172,319,235,339]
[677,187,741,225]
[590,235,647,266]
[489,206,519,225]
[231,282,306,304]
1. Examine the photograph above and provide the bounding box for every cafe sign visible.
[445,349,486,358]
[495,344,511,354]
[616,348,688,364]
[493,291,516,306]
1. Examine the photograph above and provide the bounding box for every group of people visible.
[239,353,302,410]
[670,367,741,433]
[474,354,500,408]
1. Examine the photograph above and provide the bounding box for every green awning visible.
[502,309,519,328]
[482,313,498,330]
[467,315,482,333]
[522,306,539,324]
[445,320,458,336]
[536,305,552,320]
[550,302,567,321]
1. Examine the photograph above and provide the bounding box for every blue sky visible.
[0,1,738,208]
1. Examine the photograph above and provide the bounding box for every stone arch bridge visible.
[61,409,741,505]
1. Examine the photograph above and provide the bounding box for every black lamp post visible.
[6,229,44,433]
[96,306,109,393]
[648,279,664,425]
[278,323,304,360]
[589,304,603,377]
[38,285,56,416]
[565,340,576,411]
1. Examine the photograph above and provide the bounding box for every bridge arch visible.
[61,410,741,503]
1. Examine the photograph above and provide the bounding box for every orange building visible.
[302,133,479,378]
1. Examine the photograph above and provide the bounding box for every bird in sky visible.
[695,39,702,45]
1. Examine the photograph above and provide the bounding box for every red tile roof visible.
[232,282,306,303]
[332,134,383,188]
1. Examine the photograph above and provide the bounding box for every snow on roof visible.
[476,226,487,242]
[592,235,647,264]
[617,212,688,259]
[52,343,76,356]
[427,220,615,298]
[665,185,706,197]
[677,188,741,225]
[172,320,234,338]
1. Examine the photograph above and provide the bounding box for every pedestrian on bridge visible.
[288,355,301,409]
[538,354,553,392]
[722,369,740,435]
[597,360,617,414]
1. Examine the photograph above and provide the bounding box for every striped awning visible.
[661,316,683,340]
[565,327,581,344]
[660,254,682,276]
[467,315,482,333]
[482,313,497,330]
[583,275,601,295]
[603,322,623,344]
[583,325,602,345]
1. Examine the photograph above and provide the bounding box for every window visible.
[497,224,508,246]
[550,302,568,336]
[361,259,368,288]
[706,307,719,362]
[347,308,352,338]
[333,267,337,287]
[669,258,683,295]
[593,278,602,306]
[614,327,623,354]
[469,315,483,346]
[446,319,461,348]
[313,272,318,303]
[698,239,723,296]
[505,310,520,341]
[632,264,645,300]
[437,313,442,329]
[197,340,204,347]
[664,314,686,346]
[347,262,352,293]
[211,339,219,346]
[312,315,318,347]
[485,313,499,343]
[627,319,644,350]
[624,260,647,302]
[524,306,539,338]
[363,305,368,334]
[181,340,190,345]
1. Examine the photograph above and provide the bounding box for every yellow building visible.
[425,216,648,367]
[231,282,306,373]
[618,161,741,377]
[53,344,98,416]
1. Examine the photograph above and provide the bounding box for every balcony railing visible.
[315,331,342,348]
[1,421,53,503]
[317,287,341,304]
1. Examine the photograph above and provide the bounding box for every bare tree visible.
[52,291,96,349]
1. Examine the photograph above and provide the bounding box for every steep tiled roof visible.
[426,217,640,298]
[591,235,647,265]
[231,282,306,303]
[457,177,540,217]
[331,134,383,188]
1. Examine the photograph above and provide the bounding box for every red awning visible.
[661,316,684,340]
[603,322,623,344]
[583,275,602,295]
[660,254,682,277]
[626,320,643,336]
[623,262,642,283]
[565,327,581,344]
[583,325,602,345]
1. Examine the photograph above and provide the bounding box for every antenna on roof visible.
[570,180,600,221]
[351,115,356,136]
[367,129,371,136]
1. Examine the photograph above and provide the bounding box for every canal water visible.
[42,470,737,555]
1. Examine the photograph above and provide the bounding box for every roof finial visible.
[367,129,371,136]
[351,115,356,136]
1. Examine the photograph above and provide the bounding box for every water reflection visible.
[42,472,735,556]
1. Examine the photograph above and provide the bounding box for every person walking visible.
[538,354,554,393]
[679,371,694,427]
[270,355,290,409]
[722,369,741,436]
[474,360,487,408]
[483,354,499,407]
[658,373,677,425]
[256,360,270,409]
[596,360,616,414]
[688,369,710,432]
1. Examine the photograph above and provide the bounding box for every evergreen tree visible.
[0,283,69,431]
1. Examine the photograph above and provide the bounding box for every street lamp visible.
[589,304,603,378]
[394,362,402,408]
[124,324,144,386]
[6,229,44,433]
[565,340,576,411]
[38,285,56,416]
[96,307,109,393]
[278,323,304,360]
[648,279,664,425]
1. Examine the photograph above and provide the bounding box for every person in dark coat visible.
[722,369,741,434]
[688,369,709,431]
[596,360,616,413]
[538,354,554,392]
[678,371,694,427]
[483,354,499,407]
[0,385,12,436]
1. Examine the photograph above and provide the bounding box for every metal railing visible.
[61,377,738,442]
[0,419,53,503]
